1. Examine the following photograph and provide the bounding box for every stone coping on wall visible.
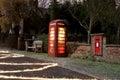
[67,42,90,45]
[106,44,120,47]
[90,33,104,36]
[78,43,90,46]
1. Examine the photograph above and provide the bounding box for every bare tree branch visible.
[68,10,88,31]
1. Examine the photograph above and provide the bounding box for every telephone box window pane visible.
[58,37,65,41]
[58,28,65,34]
[58,41,65,44]
[58,34,65,37]
[50,44,54,47]
[50,34,54,37]
[50,31,55,34]
[58,47,65,53]
[50,38,54,40]
[50,28,55,31]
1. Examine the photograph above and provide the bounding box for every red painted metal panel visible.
[95,36,100,55]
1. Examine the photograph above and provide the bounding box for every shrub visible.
[6,35,18,49]
[35,34,48,53]
[66,42,79,56]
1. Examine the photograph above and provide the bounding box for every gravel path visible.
[0,52,96,80]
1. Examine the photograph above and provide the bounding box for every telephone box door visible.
[48,26,56,56]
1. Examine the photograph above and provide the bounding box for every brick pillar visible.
[103,36,106,56]
[91,33,104,56]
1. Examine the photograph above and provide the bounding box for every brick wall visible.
[68,42,120,63]
[68,34,120,63]
[72,43,90,57]
[104,45,120,63]
[67,42,91,57]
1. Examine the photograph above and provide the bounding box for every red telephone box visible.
[48,20,66,57]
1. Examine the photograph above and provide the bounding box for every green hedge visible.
[35,34,48,53]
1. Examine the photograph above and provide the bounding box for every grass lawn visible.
[6,50,120,80]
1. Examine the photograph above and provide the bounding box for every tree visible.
[114,6,120,44]
[38,0,50,8]
[0,0,26,33]
[67,0,116,43]
[0,0,49,34]
[50,0,59,20]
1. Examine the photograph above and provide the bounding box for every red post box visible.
[91,33,104,56]
[48,20,66,57]
[94,36,101,54]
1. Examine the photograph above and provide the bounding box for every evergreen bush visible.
[35,34,48,53]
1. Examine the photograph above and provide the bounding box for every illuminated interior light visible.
[58,37,65,41]
[50,37,55,40]
[58,41,65,44]
[50,28,55,31]
[50,44,54,47]
[59,27,64,31]
[49,41,54,43]
[58,43,65,46]
[58,47,64,50]
[58,50,64,53]
[50,31,55,34]
[58,44,64,47]
[58,48,64,50]
[58,28,65,34]
[58,31,65,34]
[58,34,65,37]
[50,34,54,37]
[58,37,62,41]
[58,47,65,51]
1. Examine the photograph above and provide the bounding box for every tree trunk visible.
[87,31,90,44]
[19,18,24,35]
[18,18,24,50]
[116,27,120,44]
[87,17,93,44]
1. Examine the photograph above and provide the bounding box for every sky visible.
[38,0,119,8]
[38,0,83,8]
[115,0,120,8]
